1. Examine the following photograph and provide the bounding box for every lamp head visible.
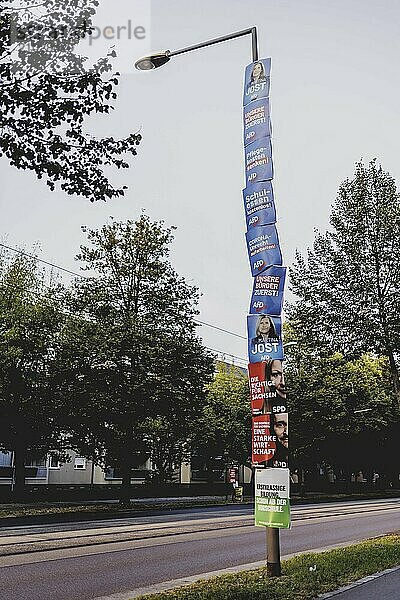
[135,52,171,71]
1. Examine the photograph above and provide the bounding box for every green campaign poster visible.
[255,468,291,529]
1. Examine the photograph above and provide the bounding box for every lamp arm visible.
[168,27,259,62]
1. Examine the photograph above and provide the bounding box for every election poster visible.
[252,406,289,467]
[267,410,289,469]
[244,136,273,185]
[243,181,276,230]
[248,360,287,416]
[255,468,291,529]
[252,414,276,464]
[243,98,271,147]
[243,58,271,107]
[247,314,284,363]
[246,224,282,276]
[249,266,286,316]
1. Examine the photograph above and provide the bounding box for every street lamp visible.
[134,25,284,579]
[135,27,259,70]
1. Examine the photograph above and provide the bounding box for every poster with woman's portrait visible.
[249,265,286,316]
[243,58,271,107]
[243,98,271,147]
[247,314,283,363]
[243,181,276,230]
[245,223,282,276]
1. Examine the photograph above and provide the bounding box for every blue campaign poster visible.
[243,58,271,107]
[243,98,271,147]
[246,224,282,276]
[244,137,273,185]
[249,266,287,316]
[247,314,284,363]
[243,181,276,230]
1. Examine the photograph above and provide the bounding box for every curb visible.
[317,564,400,598]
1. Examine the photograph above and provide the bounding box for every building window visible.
[48,455,61,469]
[26,457,46,467]
[74,457,86,470]
[0,452,12,467]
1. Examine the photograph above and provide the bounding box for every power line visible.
[0,242,247,341]
[0,243,87,279]
[0,278,248,364]
[195,319,246,340]
[206,347,247,365]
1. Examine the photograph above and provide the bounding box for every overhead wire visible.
[0,242,247,343]
[0,244,249,364]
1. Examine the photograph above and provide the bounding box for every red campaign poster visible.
[228,468,238,484]
[252,414,276,465]
[248,361,287,415]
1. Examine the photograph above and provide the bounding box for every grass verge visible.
[0,499,238,520]
[136,534,400,599]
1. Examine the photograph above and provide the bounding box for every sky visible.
[2,0,400,367]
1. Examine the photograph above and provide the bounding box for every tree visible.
[54,216,214,499]
[192,362,251,481]
[1,0,141,201]
[0,251,65,498]
[284,347,395,475]
[288,160,400,405]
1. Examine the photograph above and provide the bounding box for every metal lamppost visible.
[134,27,282,578]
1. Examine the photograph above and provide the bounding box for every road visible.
[0,498,399,600]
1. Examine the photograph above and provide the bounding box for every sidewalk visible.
[319,566,400,599]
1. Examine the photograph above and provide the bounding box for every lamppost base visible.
[266,561,281,577]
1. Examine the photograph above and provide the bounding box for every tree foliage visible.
[285,347,396,473]
[53,216,214,493]
[192,362,251,479]
[0,251,65,495]
[288,160,400,402]
[1,0,141,201]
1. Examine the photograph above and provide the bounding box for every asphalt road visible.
[1,498,399,600]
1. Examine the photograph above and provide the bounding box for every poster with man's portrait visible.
[252,414,276,464]
[248,359,287,415]
[252,412,289,468]
[267,412,289,469]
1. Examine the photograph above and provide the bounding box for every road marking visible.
[0,514,250,545]
[2,502,399,547]
[0,525,258,567]
[1,505,399,565]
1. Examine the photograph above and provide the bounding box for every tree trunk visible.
[375,274,400,410]
[13,442,26,502]
[380,312,400,410]
[387,349,400,411]
[119,428,133,506]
